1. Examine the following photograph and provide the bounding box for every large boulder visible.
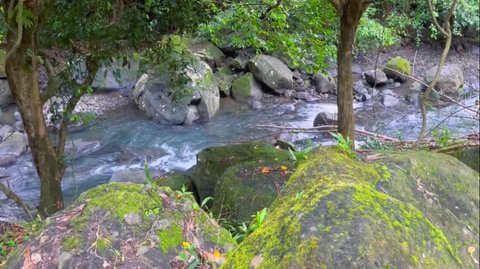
[231,73,263,104]
[109,170,193,192]
[187,143,293,209]
[425,64,464,98]
[5,183,236,268]
[92,58,140,90]
[188,40,225,69]
[223,148,479,269]
[133,56,220,125]
[211,145,294,224]
[313,73,336,93]
[383,56,411,82]
[248,55,293,94]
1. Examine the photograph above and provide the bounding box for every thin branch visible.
[4,0,24,61]
[427,0,449,36]
[0,179,34,220]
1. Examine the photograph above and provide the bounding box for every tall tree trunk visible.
[336,2,363,147]
[4,0,65,216]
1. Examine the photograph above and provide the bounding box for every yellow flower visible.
[213,250,221,257]
[182,241,191,248]
[280,165,288,171]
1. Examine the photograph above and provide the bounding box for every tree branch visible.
[0,178,34,220]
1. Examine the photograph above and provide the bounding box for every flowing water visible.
[1,91,478,222]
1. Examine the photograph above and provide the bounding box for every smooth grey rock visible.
[93,59,140,90]
[64,140,101,158]
[248,55,293,94]
[425,64,464,97]
[381,94,400,107]
[189,41,225,69]
[394,82,402,88]
[313,111,337,126]
[292,91,310,100]
[124,212,142,226]
[250,100,263,110]
[133,55,219,125]
[364,69,388,87]
[283,89,294,98]
[58,252,73,269]
[0,132,28,156]
[231,55,250,70]
[137,246,150,256]
[314,73,336,93]
[0,125,14,141]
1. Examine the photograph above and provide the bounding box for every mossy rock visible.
[223,148,479,269]
[212,156,293,224]
[448,147,479,172]
[155,172,194,193]
[188,40,225,69]
[215,66,234,96]
[231,73,263,103]
[5,183,236,268]
[187,143,292,205]
[383,56,411,82]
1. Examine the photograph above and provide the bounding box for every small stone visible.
[39,235,50,245]
[31,252,42,264]
[250,100,262,110]
[394,82,401,88]
[124,212,141,226]
[250,255,264,268]
[136,246,150,256]
[381,95,400,107]
[58,252,73,269]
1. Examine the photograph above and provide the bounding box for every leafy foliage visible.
[200,0,337,73]
[372,0,479,42]
[330,132,356,158]
[355,7,398,53]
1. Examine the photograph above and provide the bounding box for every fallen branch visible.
[254,124,400,142]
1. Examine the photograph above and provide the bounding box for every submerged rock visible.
[6,183,236,268]
[223,148,479,269]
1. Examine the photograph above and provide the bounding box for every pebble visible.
[124,212,141,226]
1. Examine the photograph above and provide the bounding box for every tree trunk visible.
[5,0,65,216]
[336,3,362,147]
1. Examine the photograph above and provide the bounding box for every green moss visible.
[63,235,82,251]
[0,50,5,75]
[231,73,256,97]
[222,147,472,268]
[95,238,111,251]
[386,56,411,75]
[158,223,184,253]
[80,183,163,221]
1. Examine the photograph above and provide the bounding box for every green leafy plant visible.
[432,128,452,147]
[229,207,268,243]
[143,160,154,185]
[288,143,316,164]
[330,132,356,158]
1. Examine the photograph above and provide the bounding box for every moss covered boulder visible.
[187,143,294,220]
[223,148,479,268]
[449,147,479,172]
[383,56,411,82]
[6,183,236,268]
[212,153,294,224]
[231,73,263,104]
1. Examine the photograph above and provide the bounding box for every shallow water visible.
[1,92,478,222]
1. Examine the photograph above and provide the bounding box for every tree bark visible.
[336,1,369,147]
[4,0,65,216]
